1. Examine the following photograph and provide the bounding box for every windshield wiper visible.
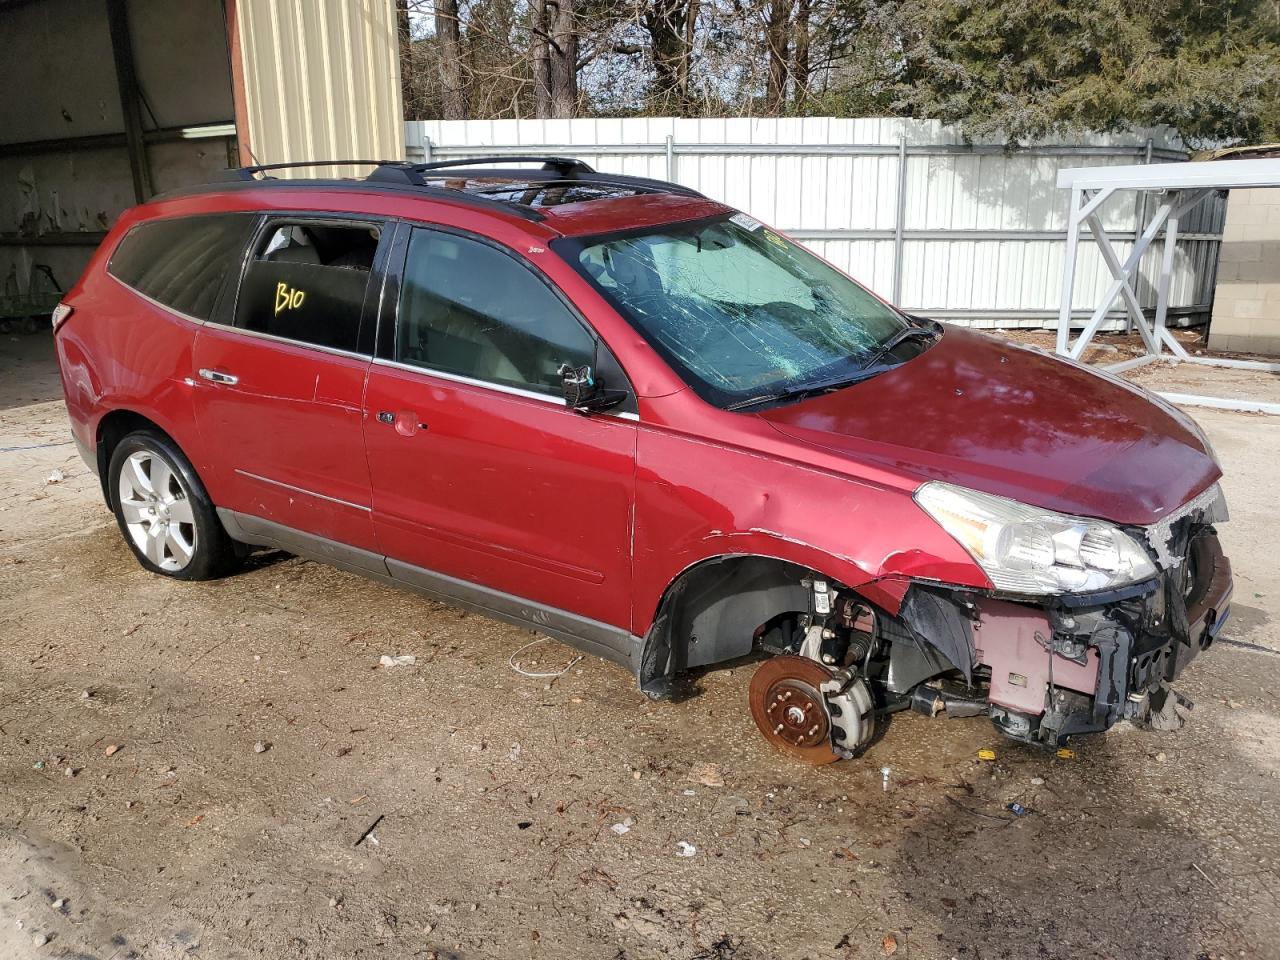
[726,323,942,412]
[726,392,797,411]
[725,373,873,411]
[856,324,939,371]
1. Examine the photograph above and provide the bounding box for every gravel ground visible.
[2,332,1279,960]
[995,328,1280,405]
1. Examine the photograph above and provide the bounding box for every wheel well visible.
[635,555,972,705]
[638,555,817,696]
[94,410,174,506]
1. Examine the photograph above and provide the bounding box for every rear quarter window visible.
[108,214,258,321]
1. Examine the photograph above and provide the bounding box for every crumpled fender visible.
[630,423,990,637]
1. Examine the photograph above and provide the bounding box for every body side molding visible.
[216,509,643,673]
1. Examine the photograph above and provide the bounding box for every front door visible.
[192,216,387,553]
[362,226,637,633]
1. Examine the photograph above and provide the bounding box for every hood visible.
[759,327,1220,526]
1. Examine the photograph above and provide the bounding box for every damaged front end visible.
[744,482,1232,760]
[879,481,1232,747]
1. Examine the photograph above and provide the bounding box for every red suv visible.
[53,157,1231,763]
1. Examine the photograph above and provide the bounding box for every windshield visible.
[557,214,911,407]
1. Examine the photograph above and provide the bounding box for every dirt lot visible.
[999,328,1280,406]
[2,331,1280,960]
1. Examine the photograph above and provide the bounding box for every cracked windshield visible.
[569,216,908,405]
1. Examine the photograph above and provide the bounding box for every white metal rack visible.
[1056,158,1280,414]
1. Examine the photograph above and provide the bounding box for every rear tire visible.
[108,430,236,580]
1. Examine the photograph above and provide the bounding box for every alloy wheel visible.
[117,450,198,572]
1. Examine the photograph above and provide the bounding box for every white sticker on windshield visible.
[729,212,763,232]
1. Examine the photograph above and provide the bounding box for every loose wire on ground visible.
[508,636,584,678]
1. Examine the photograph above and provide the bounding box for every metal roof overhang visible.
[1055,158,1280,415]
[1057,157,1280,192]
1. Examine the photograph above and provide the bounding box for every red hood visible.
[759,327,1219,526]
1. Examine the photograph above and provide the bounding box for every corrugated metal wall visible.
[236,0,403,176]
[0,0,237,302]
[405,117,1225,329]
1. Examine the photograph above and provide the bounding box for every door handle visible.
[377,410,428,436]
[198,368,239,386]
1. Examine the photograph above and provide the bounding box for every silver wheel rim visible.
[117,450,198,572]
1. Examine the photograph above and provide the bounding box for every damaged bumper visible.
[901,527,1231,747]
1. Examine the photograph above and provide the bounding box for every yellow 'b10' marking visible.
[274,282,306,316]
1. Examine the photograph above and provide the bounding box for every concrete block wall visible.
[1209,187,1280,355]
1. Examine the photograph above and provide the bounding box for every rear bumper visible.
[73,431,97,475]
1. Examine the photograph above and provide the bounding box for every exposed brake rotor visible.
[748,655,841,765]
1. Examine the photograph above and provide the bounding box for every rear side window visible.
[108,214,257,321]
[234,220,380,353]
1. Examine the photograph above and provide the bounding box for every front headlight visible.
[915,481,1157,596]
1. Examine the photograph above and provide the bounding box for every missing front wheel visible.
[747,655,877,764]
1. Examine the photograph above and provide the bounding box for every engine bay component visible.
[748,655,841,765]
[909,683,987,718]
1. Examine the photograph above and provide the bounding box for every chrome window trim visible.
[107,273,207,327]
[114,213,637,411]
[233,469,371,512]
[372,356,562,405]
[202,318,373,362]
[370,356,641,421]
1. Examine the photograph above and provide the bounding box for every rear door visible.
[191,215,390,554]
[362,225,638,635]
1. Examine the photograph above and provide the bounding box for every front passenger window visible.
[396,229,595,395]
[235,221,379,353]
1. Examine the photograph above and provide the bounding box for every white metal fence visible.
[404,118,1225,329]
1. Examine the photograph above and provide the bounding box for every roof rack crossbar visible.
[574,171,706,199]
[463,174,705,201]
[409,155,596,176]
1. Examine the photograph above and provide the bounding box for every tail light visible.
[51,302,73,331]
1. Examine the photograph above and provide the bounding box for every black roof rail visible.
[200,155,707,216]
[212,159,402,182]
[190,169,546,222]
[403,156,705,197]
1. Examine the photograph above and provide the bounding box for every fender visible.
[91,393,203,468]
[630,422,990,639]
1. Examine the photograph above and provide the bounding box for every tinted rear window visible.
[108,214,257,321]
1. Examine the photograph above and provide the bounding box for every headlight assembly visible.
[915,481,1158,596]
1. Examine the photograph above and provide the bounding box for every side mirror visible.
[559,363,627,413]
